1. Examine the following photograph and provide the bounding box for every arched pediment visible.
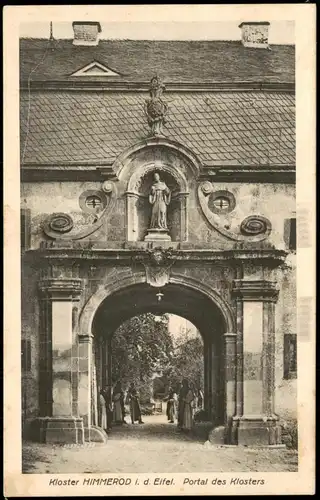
[127,161,188,196]
[112,136,202,182]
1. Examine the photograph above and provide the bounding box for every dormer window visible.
[71,61,120,77]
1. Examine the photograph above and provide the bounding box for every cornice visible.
[38,278,83,300]
[21,164,295,184]
[232,279,279,301]
[20,80,295,92]
[28,246,288,267]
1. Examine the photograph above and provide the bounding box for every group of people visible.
[99,378,203,434]
[165,379,203,432]
[99,381,144,432]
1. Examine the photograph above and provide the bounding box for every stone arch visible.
[78,270,235,338]
[127,161,188,196]
[112,136,202,181]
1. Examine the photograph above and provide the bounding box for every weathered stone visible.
[208,426,226,445]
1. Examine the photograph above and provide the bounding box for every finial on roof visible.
[49,21,56,51]
[49,22,54,41]
[144,76,168,137]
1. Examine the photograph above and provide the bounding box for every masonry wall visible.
[21,181,295,250]
[21,255,40,430]
[21,177,296,423]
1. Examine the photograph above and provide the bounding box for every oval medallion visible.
[48,213,74,233]
[240,215,271,236]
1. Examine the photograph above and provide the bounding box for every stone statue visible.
[144,76,168,136]
[148,173,171,230]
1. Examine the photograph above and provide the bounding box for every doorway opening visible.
[90,281,229,441]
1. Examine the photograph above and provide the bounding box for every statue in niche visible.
[148,172,171,230]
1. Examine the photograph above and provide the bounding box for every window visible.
[289,218,296,251]
[85,195,102,210]
[21,339,32,373]
[21,208,31,251]
[212,197,230,211]
[284,217,296,251]
[208,190,236,214]
[79,190,107,214]
[283,334,297,379]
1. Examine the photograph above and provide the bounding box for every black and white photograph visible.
[4,4,315,497]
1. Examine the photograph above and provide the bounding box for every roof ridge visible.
[19,37,294,46]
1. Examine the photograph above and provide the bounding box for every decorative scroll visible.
[43,181,117,241]
[46,213,73,234]
[240,215,271,236]
[198,181,272,242]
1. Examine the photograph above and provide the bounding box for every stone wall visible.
[21,180,295,250]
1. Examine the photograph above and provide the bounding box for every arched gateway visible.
[20,50,296,447]
[29,134,289,447]
[80,273,234,439]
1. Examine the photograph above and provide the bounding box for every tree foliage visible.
[111,315,204,402]
[111,313,174,389]
[165,329,204,392]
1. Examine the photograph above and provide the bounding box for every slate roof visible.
[20,91,295,166]
[20,39,295,84]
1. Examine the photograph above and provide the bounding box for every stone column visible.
[178,193,188,242]
[231,279,281,446]
[38,278,84,444]
[203,340,210,418]
[203,339,213,420]
[126,192,139,241]
[224,333,237,442]
[106,336,113,386]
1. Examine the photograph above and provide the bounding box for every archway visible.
[88,279,233,439]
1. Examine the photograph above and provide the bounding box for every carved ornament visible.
[46,213,74,234]
[198,181,272,242]
[240,215,271,236]
[43,181,117,241]
[144,76,168,137]
[132,247,176,288]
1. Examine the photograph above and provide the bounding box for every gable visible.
[71,61,120,77]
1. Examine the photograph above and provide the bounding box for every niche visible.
[126,167,188,242]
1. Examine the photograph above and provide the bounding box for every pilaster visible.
[231,278,281,446]
[38,277,85,444]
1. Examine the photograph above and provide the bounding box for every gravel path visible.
[22,415,298,474]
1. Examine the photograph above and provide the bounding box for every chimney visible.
[72,21,102,46]
[238,22,270,49]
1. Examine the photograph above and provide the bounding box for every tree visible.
[166,329,204,392]
[111,313,174,397]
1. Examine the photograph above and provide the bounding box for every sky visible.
[168,315,198,341]
[20,21,295,44]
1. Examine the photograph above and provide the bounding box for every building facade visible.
[20,21,296,445]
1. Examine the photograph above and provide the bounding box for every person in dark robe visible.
[165,387,177,423]
[127,382,144,424]
[112,381,127,425]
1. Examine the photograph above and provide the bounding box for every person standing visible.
[98,389,107,432]
[197,387,204,410]
[127,382,144,424]
[112,381,126,425]
[165,386,178,423]
[178,379,195,432]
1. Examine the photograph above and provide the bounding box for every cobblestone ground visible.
[22,415,298,474]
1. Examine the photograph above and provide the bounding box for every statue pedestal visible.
[145,229,171,242]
